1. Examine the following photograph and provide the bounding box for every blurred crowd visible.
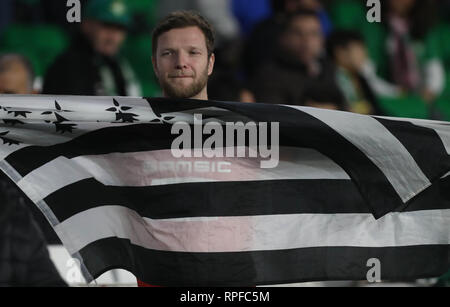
[0,0,450,120]
[1,0,450,286]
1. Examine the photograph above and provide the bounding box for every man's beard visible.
[159,66,209,99]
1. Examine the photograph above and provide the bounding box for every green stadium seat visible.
[434,23,450,120]
[329,0,367,31]
[0,23,68,77]
[378,95,430,120]
[126,0,158,32]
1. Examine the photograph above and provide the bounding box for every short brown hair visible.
[152,10,215,58]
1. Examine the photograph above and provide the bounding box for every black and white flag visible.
[0,95,448,286]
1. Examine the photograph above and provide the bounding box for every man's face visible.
[85,21,127,57]
[285,0,322,13]
[282,16,324,64]
[336,42,368,72]
[346,42,368,71]
[152,26,215,99]
[0,63,31,94]
[388,0,416,16]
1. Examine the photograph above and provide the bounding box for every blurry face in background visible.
[152,26,215,100]
[335,42,368,72]
[82,20,127,57]
[388,0,416,17]
[284,0,322,13]
[0,62,32,94]
[281,16,324,64]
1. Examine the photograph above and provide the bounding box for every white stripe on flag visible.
[18,147,351,202]
[289,106,431,202]
[55,206,450,255]
[18,156,92,203]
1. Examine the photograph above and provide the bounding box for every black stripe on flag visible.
[5,124,175,176]
[375,117,450,180]
[43,176,450,223]
[44,179,371,222]
[78,237,450,286]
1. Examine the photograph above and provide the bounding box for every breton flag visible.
[0,95,448,286]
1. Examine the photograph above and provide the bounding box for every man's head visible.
[280,10,324,65]
[387,0,416,17]
[152,11,215,100]
[81,0,130,57]
[272,0,323,14]
[327,30,368,73]
[0,54,35,94]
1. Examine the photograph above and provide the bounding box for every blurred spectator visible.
[245,10,344,109]
[382,0,445,103]
[208,40,247,102]
[0,54,37,94]
[271,0,332,36]
[0,0,13,35]
[231,0,272,36]
[156,0,240,47]
[327,31,386,115]
[243,0,333,79]
[0,171,66,286]
[42,0,141,96]
[331,0,445,105]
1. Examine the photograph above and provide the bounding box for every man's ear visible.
[207,53,215,76]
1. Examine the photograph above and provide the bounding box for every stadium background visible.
[1,0,450,119]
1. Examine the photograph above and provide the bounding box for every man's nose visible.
[174,51,189,69]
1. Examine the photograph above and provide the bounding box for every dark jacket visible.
[0,172,66,287]
[248,50,345,108]
[42,31,127,96]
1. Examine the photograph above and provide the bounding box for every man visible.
[152,10,215,101]
[0,54,36,94]
[243,0,333,79]
[43,0,140,96]
[134,11,217,287]
[246,9,345,109]
[0,54,66,286]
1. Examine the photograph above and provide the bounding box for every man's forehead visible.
[157,26,207,50]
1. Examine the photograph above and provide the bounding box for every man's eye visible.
[162,51,172,56]
[190,51,201,55]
